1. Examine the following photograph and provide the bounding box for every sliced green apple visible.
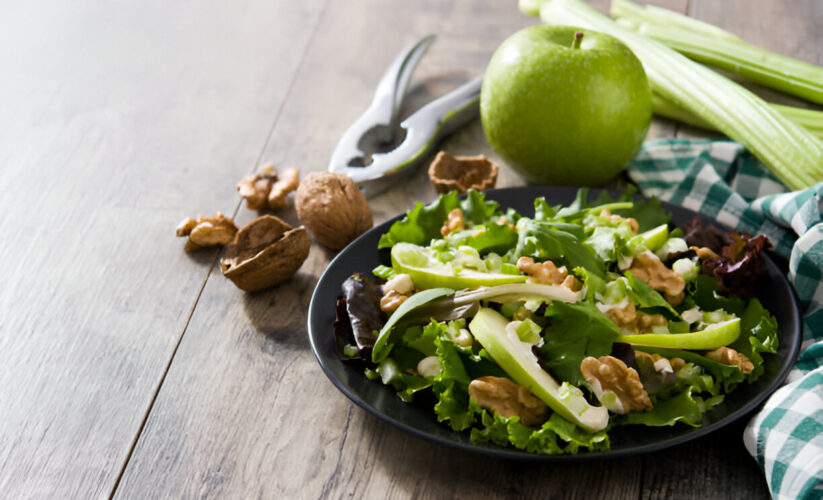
[616,318,741,350]
[391,242,527,290]
[469,307,609,432]
[638,223,669,252]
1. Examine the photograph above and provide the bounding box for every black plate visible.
[307,186,802,460]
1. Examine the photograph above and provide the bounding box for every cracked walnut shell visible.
[295,172,373,250]
[220,215,310,292]
[428,152,498,194]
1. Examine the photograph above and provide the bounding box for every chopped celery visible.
[612,0,823,105]
[522,0,823,190]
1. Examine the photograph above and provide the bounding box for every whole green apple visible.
[480,25,652,185]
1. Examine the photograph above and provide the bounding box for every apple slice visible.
[469,307,609,432]
[638,223,669,252]
[616,318,741,349]
[391,242,527,290]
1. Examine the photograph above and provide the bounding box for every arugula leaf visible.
[372,287,454,362]
[378,190,501,249]
[539,302,620,386]
[624,272,681,319]
[514,219,605,278]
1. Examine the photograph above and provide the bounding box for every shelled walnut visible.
[468,376,548,427]
[220,215,310,292]
[236,164,300,211]
[580,356,652,414]
[176,212,238,252]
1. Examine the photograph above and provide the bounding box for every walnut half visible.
[176,212,238,252]
[706,347,754,374]
[468,376,548,427]
[580,356,652,415]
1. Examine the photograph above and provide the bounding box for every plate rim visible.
[307,186,802,461]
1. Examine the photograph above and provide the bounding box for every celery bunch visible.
[520,0,823,191]
[611,0,823,105]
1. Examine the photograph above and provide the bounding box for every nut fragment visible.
[580,356,652,414]
[176,212,238,252]
[627,252,686,305]
[379,289,409,313]
[268,168,300,210]
[440,208,465,236]
[706,347,754,374]
[635,351,686,373]
[604,302,667,334]
[220,215,310,292]
[237,165,300,211]
[468,376,548,427]
[428,151,498,194]
[516,257,581,291]
[295,172,373,250]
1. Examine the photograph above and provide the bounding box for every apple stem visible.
[571,32,583,49]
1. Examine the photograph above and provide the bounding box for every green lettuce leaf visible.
[463,222,519,255]
[730,298,779,382]
[514,218,605,278]
[619,388,706,427]
[624,271,681,319]
[378,190,501,249]
[539,301,620,386]
[691,274,746,315]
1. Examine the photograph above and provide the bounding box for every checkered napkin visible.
[628,139,823,500]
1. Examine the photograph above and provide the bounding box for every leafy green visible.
[730,298,779,382]
[378,190,501,249]
[463,223,519,255]
[635,346,746,392]
[620,388,705,427]
[514,218,605,278]
[469,411,609,454]
[624,272,681,319]
[539,302,620,385]
[692,274,746,315]
[372,287,454,362]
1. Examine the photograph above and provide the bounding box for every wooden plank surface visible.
[2,0,818,498]
[0,0,324,497]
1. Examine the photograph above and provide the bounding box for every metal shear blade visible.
[328,34,482,197]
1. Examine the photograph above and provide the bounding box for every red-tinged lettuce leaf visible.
[730,298,779,382]
[683,216,734,253]
[334,273,385,360]
[377,190,502,249]
[702,232,772,299]
[539,301,620,386]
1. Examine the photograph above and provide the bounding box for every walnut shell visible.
[295,172,373,250]
[220,215,310,292]
[428,151,498,194]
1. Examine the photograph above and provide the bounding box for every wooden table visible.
[2,0,819,498]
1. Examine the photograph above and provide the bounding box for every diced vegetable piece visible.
[522,0,823,190]
[469,308,609,432]
[616,318,740,349]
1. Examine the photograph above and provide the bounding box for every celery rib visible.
[612,0,823,104]
[520,0,823,190]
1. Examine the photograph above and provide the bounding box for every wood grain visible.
[0,0,324,497]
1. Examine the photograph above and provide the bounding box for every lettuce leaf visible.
[730,298,779,382]
[514,218,605,278]
[624,271,681,319]
[470,411,609,455]
[539,301,620,386]
[620,388,705,427]
[462,222,518,255]
[378,190,501,249]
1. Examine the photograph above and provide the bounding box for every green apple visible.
[480,25,652,185]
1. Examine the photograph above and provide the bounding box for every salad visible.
[333,188,778,454]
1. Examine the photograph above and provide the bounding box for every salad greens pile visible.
[334,189,779,454]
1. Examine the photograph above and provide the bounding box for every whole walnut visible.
[295,172,373,250]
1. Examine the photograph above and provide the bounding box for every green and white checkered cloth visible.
[628,139,823,500]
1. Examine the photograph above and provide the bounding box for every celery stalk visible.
[653,93,823,140]
[520,0,823,191]
[619,17,823,105]
[611,0,741,43]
